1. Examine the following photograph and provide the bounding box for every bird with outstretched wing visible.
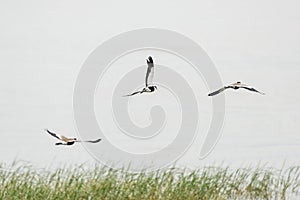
[208,81,265,96]
[45,129,101,146]
[123,56,157,97]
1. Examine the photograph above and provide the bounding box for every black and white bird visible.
[124,56,158,97]
[45,129,101,146]
[208,81,265,96]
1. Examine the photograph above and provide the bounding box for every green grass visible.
[0,162,299,200]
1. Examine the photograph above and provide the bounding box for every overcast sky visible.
[1,0,299,66]
[0,0,299,168]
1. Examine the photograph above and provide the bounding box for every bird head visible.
[146,56,153,64]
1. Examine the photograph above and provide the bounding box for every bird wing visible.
[208,87,227,96]
[45,129,64,141]
[241,86,265,95]
[145,58,154,87]
[76,138,102,143]
[123,90,142,97]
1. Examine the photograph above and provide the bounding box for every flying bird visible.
[124,56,158,97]
[45,129,101,146]
[208,81,265,96]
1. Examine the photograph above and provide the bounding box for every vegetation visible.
[0,162,299,199]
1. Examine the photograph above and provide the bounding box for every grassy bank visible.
[0,162,299,199]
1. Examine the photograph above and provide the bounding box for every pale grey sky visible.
[1,0,299,66]
[0,0,300,168]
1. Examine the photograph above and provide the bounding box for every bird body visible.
[208,81,265,96]
[56,141,75,146]
[124,85,157,97]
